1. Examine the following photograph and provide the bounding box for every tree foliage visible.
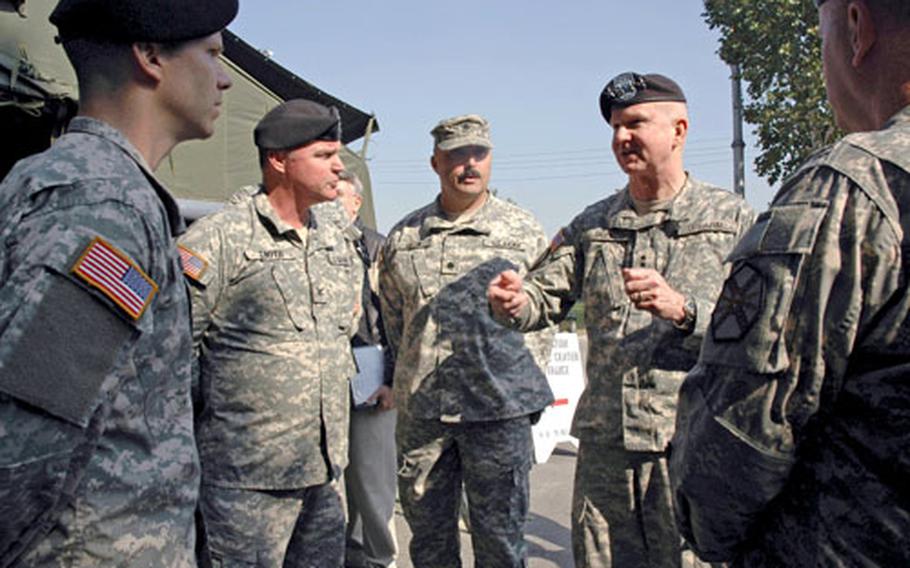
[703,0,841,185]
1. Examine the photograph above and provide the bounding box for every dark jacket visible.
[352,218,394,385]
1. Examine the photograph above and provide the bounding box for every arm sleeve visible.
[370,254,396,386]
[518,220,560,370]
[177,220,228,351]
[176,219,230,409]
[669,172,897,560]
[0,200,156,564]
[512,227,583,332]
[686,202,759,341]
[349,239,366,340]
[377,240,404,363]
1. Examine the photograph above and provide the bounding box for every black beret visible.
[50,0,238,43]
[599,72,687,122]
[254,99,342,151]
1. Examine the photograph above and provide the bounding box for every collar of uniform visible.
[664,173,697,220]
[312,198,354,239]
[68,116,153,171]
[309,202,353,252]
[253,189,305,239]
[67,116,186,237]
[606,173,693,230]
[420,193,495,239]
[885,103,910,129]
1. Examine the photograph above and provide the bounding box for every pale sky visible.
[230,1,779,235]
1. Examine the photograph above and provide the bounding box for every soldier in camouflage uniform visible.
[489,74,755,568]
[0,0,236,565]
[669,2,910,566]
[179,100,361,567]
[379,114,554,568]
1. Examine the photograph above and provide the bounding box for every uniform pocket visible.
[582,240,627,329]
[468,461,530,536]
[410,250,440,298]
[271,265,309,330]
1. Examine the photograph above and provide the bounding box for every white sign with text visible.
[532,332,585,464]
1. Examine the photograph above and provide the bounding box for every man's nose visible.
[217,62,233,91]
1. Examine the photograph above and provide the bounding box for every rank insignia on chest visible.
[178,244,209,282]
[710,263,764,342]
[72,237,158,321]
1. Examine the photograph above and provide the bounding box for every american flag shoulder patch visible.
[177,244,208,282]
[71,237,158,321]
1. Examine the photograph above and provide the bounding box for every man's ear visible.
[267,151,288,174]
[847,0,877,68]
[430,154,439,175]
[673,116,689,149]
[131,42,165,83]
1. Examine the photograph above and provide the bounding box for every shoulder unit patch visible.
[711,263,765,342]
[71,237,158,321]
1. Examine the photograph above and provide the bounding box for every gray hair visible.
[338,170,364,196]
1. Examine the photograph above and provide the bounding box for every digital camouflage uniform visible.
[670,106,910,567]
[179,187,361,567]
[506,177,754,568]
[379,193,554,568]
[0,117,199,566]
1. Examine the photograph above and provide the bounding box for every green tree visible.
[704,0,841,185]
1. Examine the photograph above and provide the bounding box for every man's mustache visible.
[458,168,481,182]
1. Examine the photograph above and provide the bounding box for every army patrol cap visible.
[431,114,494,151]
[599,72,687,122]
[50,0,239,43]
[254,99,342,151]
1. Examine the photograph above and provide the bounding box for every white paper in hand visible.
[351,345,385,407]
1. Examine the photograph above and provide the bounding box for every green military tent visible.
[0,0,380,226]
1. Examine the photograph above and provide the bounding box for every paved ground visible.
[392,442,578,568]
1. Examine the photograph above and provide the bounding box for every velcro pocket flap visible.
[0,274,135,427]
[728,201,828,262]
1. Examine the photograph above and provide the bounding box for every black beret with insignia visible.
[50,0,239,43]
[254,99,342,151]
[599,72,687,122]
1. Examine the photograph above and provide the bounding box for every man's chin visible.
[455,180,485,193]
[617,159,643,174]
